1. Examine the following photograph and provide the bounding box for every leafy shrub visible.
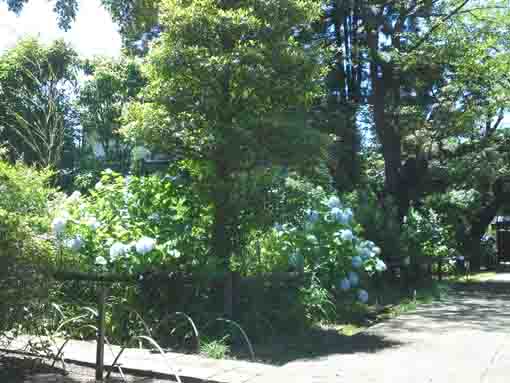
[49,170,387,342]
[0,159,57,332]
[353,190,402,265]
[402,207,457,262]
[51,169,211,274]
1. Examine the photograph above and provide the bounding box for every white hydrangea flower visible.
[65,236,83,252]
[375,259,387,272]
[337,229,354,242]
[135,237,156,255]
[85,216,101,231]
[95,256,107,266]
[67,191,82,203]
[348,271,359,287]
[168,249,181,258]
[352,255,363,269]
[52,215,68,234]
[339,278,351,291]
[358,289,369,303]
[110,242,129,259]
[373,246,382,256]
[95,181,103,190]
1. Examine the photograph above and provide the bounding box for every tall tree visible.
[0,38,79,168]
[78,57,144,167]
[121,0,325,316]
[317,1,510,260]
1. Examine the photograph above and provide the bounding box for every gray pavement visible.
[253,276,510,383]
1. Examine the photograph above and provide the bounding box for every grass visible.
[453,271,497,283]
[200,336,230,359]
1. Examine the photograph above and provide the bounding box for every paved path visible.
[253,276,510,383]
[7,275,510,382]
[5,336,277,382]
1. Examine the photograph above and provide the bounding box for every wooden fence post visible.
[96,284,107,381]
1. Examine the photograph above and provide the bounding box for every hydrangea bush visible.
[259,190,386,305]
[50,170,210,274]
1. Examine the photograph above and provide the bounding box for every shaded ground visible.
[252,275,510,382]
[250,281,444,365]
[6,276,510,382]
[251,326,402,366]
[0,352,178,382]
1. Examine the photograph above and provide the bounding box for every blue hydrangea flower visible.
[110,242,129,259]
[135,237,156,255]
[325,196,341,209]
[330,207,344,223]
[306,209,320,224]
[65,236,83,252]
[348,271,359,287]
[373,246,382,256]
[352,255,363,269]
[359,246,373,260]
[52,216,68,234]
[358,289,369,303]
[339,277,351,291]
[343,208,354,222]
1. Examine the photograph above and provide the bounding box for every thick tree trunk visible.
[465,199,502,271]
[210,161,238,318]
[211,187,235,318]
[463,179,508,271]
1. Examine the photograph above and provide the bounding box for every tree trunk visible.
[465,198,502,271]
[211,162,235,318]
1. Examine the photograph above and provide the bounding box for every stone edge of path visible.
[0,345,277,383]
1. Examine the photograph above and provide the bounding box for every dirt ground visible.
[0,352,172,383]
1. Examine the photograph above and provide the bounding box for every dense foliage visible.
[0,153,57,332]
[2,0,510,347]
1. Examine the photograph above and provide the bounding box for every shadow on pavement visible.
[373,280,510,334]
[0,354,79,383]
[253,326,402,365]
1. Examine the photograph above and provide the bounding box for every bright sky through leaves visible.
[0,0,121,58]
